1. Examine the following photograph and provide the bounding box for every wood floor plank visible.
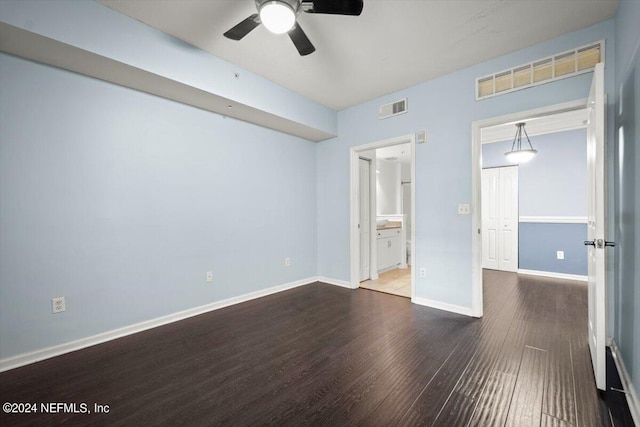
[399,328,483,426]
[570,333,612,427]
[541,412,574,427]
[468,370,517,426]
[505,346,548,427]
[543,326,578,425]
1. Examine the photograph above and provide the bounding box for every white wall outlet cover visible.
[457,204,471,215]
[557,251,565,260]
[206,271,213,283]
[284,257,291,267]
[52,297,65,313]
[419,268,426,278]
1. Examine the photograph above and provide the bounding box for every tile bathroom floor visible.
[359,267,411,298]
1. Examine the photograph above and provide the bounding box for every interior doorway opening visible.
[473,64,608,389]
[350,134,416,300]
[471,98,589,317]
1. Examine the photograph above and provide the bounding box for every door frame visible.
[350,134,416,299]
[471,98,588,317]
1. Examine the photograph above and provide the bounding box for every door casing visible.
[349,134,416,299]
[471,98,589,317]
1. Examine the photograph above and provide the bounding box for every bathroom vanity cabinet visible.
[377,227,402,272]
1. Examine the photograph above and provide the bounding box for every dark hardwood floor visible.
[0,270,631,426]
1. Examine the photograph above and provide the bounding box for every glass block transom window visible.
[476,41,603,100]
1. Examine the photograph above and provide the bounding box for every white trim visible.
[517,269,587,282]
[412,296,474,317]
[476,40,605,101]
[481,108,587,145]
[519,216,588,224]
[315,276,353,289]
[472,98,589,319]
[0,276,318,372]
[610,338,640,425]
[350,134,416,300]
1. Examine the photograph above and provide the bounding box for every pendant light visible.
[505,122,537,163]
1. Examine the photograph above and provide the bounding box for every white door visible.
[499,167,519,272]
[482,166,518,272]
[482,168,500,270]
[586,62,607,390]
[359,158,371,281]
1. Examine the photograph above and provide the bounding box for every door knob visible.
[584,240,596,246]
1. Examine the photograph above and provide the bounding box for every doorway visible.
[472,98,589,316]
[472,64,608,390]
[350,134,416,299]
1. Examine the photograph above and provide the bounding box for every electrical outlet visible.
[206,271,213,283]
[419,268,426,278]
[284,257,291,267]
[52,297,65,313]
[557,251,564,260]
[457,204,470,215]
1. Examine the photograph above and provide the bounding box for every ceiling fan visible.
[223,0,364,56]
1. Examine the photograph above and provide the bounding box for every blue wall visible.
[613,0,640,404]
[519,223,587,275]
[483,129,588,276]
[482,129,587,216]
[0,53,318,359]
[317,20,615,309]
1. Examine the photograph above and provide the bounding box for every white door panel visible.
[499,166,519,272]
[482,166,518,272]
[482,168,500,270]
[359,159,370,281]
[488,229,497,262]
[586,63,607,390]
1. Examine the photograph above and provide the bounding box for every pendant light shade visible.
[505,122,537,163]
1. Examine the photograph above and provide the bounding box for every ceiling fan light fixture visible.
[259,1,296,34]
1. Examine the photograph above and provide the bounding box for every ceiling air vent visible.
[379,98,407,119]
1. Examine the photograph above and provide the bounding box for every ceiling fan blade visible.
[223,14,260,40]
[288,24,315,56]
[304,0,363,15]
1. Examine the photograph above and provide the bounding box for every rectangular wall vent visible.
[379,98,407,119]
[476,40,604,101]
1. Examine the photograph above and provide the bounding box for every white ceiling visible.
[376,143,411,166]
[98,0,618,110]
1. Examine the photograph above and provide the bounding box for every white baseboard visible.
[315,276,354,289]
[609,339,640,426]
[517,269,587,282]
[412,296,474,317]
[0,276,317,373]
